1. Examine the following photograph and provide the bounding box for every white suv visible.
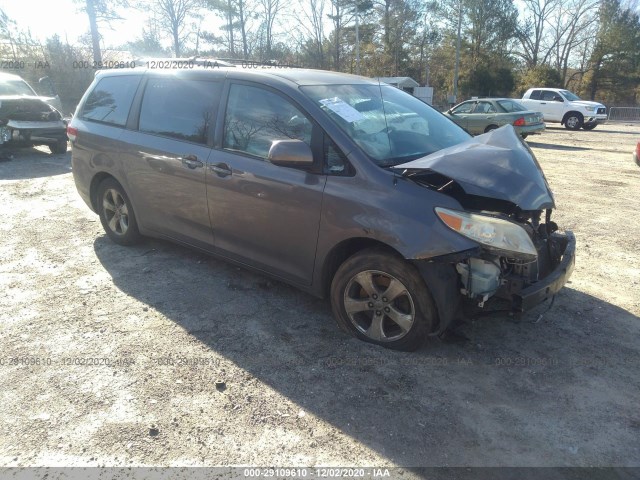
[520,88,607,130]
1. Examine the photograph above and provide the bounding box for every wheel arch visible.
[484,124,499,133]
[89,172,118,212]
[319,237,403,298]
[561,110,583,125]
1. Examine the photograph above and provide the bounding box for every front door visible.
[206,82,327,285]
[449,101,475,132]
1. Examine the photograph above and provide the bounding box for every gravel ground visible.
[0,124,639,469]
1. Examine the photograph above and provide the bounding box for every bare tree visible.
[545,0,599,84]
[516,0,559,68]
[257,0,284,58]
[293,0,327,67]
[72,0,129,64]
[153,0,203,56]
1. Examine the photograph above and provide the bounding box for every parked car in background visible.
[444,98,545,138]
[634,141,639,167]
[520,88,607,130]
[0,72,68,154]
[69,65,575,351]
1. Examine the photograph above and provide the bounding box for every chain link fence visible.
[607,107,640,122]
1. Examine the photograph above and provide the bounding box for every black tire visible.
[521,133,528,139]
[96,178,141,246]
[48,139,68,154]
[564,113,583,130]
[582,124,597,130]
[330,248,436,351]
[484,125,499,133]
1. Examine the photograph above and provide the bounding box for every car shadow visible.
[0,148,71,179]
[93,236,640,467]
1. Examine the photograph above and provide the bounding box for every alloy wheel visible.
[343,270,415,342]
[102,189,129,236]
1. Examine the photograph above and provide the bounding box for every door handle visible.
[182,154,203,169]
[540,102,547,105]
[210,162,232,177]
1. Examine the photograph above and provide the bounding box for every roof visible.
[375,77,420,88]
[95,65,380,87]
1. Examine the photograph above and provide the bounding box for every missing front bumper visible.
[513,231,576,312]
[513,231,575,311]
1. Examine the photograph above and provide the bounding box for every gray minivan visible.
[69,66,575,350]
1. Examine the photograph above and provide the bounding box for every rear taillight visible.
[636,142,640,156]
[67,126,78,142]
[513,117,526,127]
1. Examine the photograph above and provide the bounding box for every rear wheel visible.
[48,139,68,154]
[564,113,583,130]
[330,248,436,351]
[97,178,141,246]
[582,124,597,130]
[484,125,499,133]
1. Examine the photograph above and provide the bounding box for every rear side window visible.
[138,77,221,145]
[529,90,541,100]
[497,99,526,112]
[82,75,140,126]
[474,101,496,113]
[541,90,559,101]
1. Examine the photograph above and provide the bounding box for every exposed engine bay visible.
[411,169,571,312]
[394,126,575,322]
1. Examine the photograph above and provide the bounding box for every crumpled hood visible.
[0,95,62,121]
[395,125,555,210]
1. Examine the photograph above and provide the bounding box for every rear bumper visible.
[0,123,67,147]
[516,123,545,136]
[513,231,576,311]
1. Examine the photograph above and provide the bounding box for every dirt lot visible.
[0,124,639,470]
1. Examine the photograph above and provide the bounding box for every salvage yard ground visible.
[0,124,639,469]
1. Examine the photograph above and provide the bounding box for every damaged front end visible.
[396,125,575,329]
[0,96,67,153]
[433,206,575,314]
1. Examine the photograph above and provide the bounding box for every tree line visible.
[1,0,639,111]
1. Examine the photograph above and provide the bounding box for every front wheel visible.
[582,124,597,130]
[48,139,68,154]
[564,113,583,130]
[330,248,436,351]
[97,178,141,246]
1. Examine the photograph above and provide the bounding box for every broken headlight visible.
[435,207,537,259]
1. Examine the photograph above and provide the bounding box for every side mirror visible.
[447,109,454,115]
[268,139,314,167]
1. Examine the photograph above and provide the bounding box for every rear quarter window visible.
[81,75,140,127]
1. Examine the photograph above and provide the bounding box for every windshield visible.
[301,84,470,166]
[0,79,37,96]
[560,90,581,101]
[497,99,527,112]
